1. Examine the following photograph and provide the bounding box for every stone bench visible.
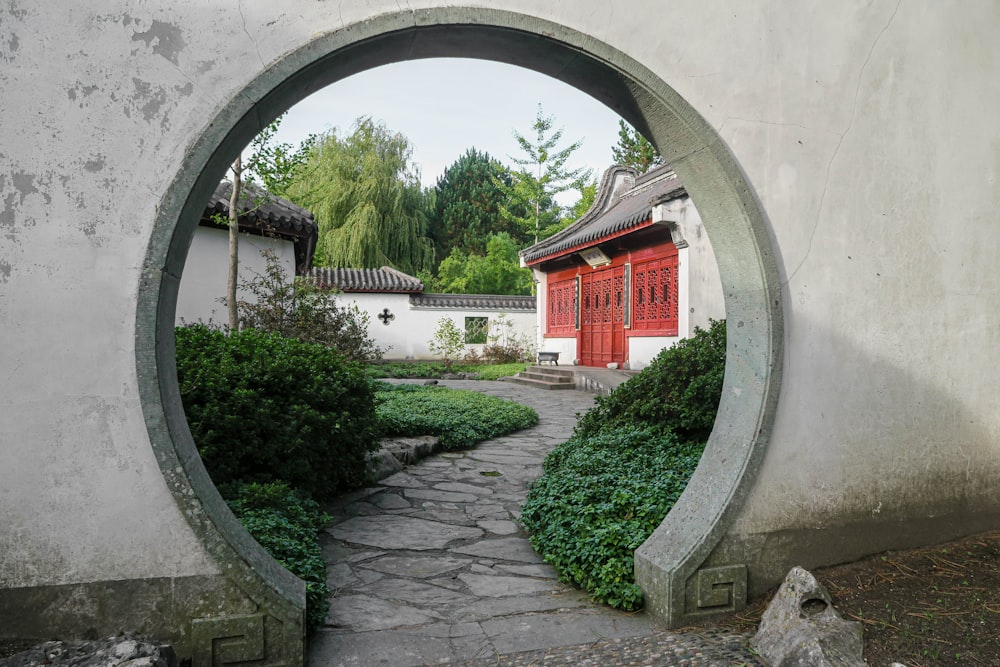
[536,351,560,365]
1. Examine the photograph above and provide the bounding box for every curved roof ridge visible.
[305,266,423,293]
[520,163,684,266]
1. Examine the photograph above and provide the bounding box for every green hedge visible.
[575,319,726,442]
[225,482,331,633]
[375,383,538,450]
[176,324,381,500]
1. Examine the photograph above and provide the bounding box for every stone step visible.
[518,369,575,384]
[524,365,574,377]
[499,375,577,390]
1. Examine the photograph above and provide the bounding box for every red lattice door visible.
[580,266,627,367]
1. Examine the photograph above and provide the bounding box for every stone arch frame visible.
[136,6,783,647]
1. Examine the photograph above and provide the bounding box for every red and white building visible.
[521,164,724,370]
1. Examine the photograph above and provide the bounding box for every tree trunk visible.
[227,155,241,332]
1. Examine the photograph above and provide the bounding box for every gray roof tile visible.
[521,164,685,264]
[306,266,424,293]
[205,181,317,237]
[409,293,536,311]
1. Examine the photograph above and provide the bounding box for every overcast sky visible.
[270,58,626,205]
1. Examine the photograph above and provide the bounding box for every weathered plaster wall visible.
[2,0,999,657]
[331,292,536,360]
[175,228,295,326]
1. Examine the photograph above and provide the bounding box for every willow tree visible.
[285,117,434,274]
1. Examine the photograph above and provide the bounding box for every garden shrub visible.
[427,317,466,370]
[472,363,528,381]
[521,427,704,611]
[176,324,380,499]
[481,313,534,363]
[225,482,330,634]
[575,319,726,442]
[375,383,538,450]
[239,249,383,361]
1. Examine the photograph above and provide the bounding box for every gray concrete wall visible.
[2,1,998,661]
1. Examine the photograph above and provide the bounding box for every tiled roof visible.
[306,266,424,293]
[205,181,317,237]
[410,293,536,311]
[521,164,685,265]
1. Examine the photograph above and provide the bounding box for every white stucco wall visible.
[340,291,536,360]
[175,226,296,326]
[4,0,1000,639]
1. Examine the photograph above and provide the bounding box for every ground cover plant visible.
[375,382,538,450]
[521,320,726,611]
[366,361,527,380]
[225,482,331,633]
[521,427,703,610]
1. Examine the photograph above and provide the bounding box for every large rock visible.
[0,635,176,667]
[751,566,864,667]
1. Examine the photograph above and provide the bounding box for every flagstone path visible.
[309,380,760,666]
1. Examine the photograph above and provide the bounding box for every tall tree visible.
[428,148,529,261]
[550,178,598,237]
[501,104,593,243]
[611,119,664,173]
[223,114,313,332]
[285,117,434,274]
[245,117,316,198]
[430,233,533,296]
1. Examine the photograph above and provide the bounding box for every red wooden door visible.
[579,267,626,367]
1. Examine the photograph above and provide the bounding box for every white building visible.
[307,267,536,361]
[176,182,317,325]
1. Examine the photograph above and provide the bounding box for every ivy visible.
[521,321,726,610]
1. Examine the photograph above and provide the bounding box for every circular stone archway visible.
[137,7,782,644]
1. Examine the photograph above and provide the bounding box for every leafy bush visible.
[176,324,381,499]
[473,363,528,381]
[576,319,726,442]
[480,313,534,364]
[239,249,383,361]
[225,482,330,633]
[521,320,726,610]
[375,383,538,450]
[521,427,704,610]
[427,317,466,370]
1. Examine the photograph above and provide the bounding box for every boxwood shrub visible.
[375,383,538,450]
[175,324,380,500]
[225,482,331,633]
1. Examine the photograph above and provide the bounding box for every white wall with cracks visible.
[2,0,1000,660]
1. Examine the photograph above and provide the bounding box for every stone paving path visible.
[309,380,761,667]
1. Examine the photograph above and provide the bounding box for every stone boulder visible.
[0,634,176,667]
[365,435,441,481]
[751,566,864,667]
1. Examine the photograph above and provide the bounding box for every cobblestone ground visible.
[309,380,761,667]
